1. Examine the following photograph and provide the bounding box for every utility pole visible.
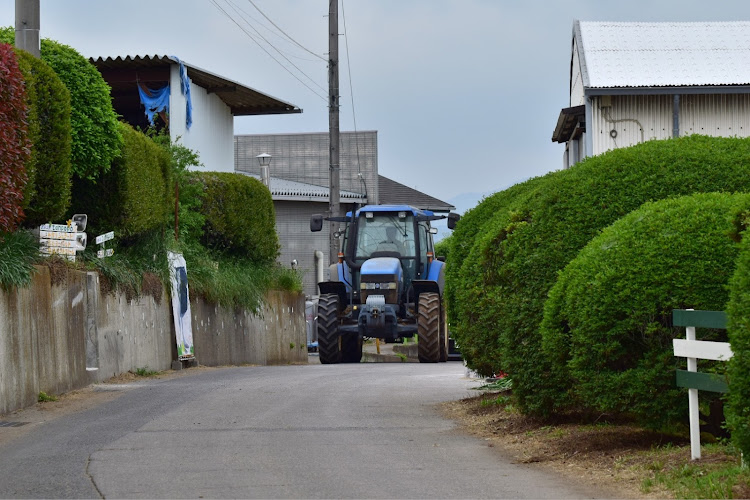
[15,0,40,58]
[328,0,341,264]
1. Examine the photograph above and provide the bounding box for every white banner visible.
[168,252,194,360]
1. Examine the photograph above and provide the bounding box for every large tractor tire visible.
[341,335,363,363]
[317,294,342,364]
[439,302,448,362]
[418,292,441,363]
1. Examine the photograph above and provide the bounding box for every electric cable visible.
[247,0,327,62]
[209,0,328,102]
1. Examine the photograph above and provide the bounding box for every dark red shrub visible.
[0,43,29,232]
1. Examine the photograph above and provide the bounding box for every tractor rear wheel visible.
[418,292,441,363]
[317,294,342,364]
[341,335,362,363]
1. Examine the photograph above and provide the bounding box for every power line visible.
[341,0,365,193]
[246,0,327,62]
[209,0,327,102]
[224,0,327,95]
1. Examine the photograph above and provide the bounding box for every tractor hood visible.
[361,257,402,281]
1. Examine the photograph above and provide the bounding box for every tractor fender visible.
[425,259,445,295]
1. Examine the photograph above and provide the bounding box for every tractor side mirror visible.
[310,214,323,232]
[447,212,461,230]
[437,256,446,262]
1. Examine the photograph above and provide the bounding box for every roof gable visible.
[576,21,750,89]
[378,176,454,213]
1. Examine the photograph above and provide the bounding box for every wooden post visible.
[328,0,340,264]
[685,320,701,460]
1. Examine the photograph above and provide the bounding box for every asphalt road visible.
[0,360,605,499]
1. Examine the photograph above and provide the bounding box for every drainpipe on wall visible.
[314,250,325,295]
[673,94,681,138]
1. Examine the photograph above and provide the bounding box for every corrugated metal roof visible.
[237,172,366,201]
[577,21,750,88]
[92,55,301,116]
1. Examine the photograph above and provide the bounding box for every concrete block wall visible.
[0,267,89,414]
[191,291,307,366]
[0,266,306,414]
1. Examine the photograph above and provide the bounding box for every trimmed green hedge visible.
[72,122,172,238]
[0,43,29,232]
[450,135,750,416]
[726,213,750,458]
[541,193,748,428]
[196,172,279,265]
[446,175,549,377]
[13,48,72,226]
[0,27,122,182]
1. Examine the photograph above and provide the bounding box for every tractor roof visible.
[348,205,435,217]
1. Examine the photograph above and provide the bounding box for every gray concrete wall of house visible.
[0,266,306,415]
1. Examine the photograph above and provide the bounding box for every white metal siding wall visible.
[169,65,235,173]
[590,95,673,155]
[680,94,750,138]
[570,40,585,106]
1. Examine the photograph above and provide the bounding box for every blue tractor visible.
[310,205,460,364]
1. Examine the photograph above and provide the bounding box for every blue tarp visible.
[170,55,193,130]
[137,84,170,125]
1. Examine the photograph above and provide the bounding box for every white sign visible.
[40,223,75,233]
[97,249,115,258]
[168,252,195,360]
[95,231,114,245]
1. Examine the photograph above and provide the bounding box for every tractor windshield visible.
[354,212,415,260]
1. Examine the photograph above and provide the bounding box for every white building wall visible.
[680,94,750,138]
[590,95,673,155]
[169,65,235,172]
[570,39,585,106]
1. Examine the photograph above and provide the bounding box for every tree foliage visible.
[13,47,72,226]
[0,43,29,232]
[542,193,748,428]
[448,135,750,417]
[72,122,172,238]
[196,172,279,265]
[0,27,122,181]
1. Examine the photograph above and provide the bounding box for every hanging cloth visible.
[137,83,171,124]
[170,55,193,130]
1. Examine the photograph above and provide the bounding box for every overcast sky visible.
[3,0,750,212]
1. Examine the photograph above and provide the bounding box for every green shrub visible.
[13,48,72,226]
[541,193,748,428]
[446,176,548,377]
[452,135,750,416]
[72,122,172,238]
[726,213,750,458]
[0,27,122,182]
[0,230,39,291]
[196,172,279,264]
[0,43,29,232]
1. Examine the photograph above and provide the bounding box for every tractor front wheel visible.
[341,335,363,363]
[418,292,441,363]
[317,294,342,364]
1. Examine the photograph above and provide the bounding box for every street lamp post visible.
[256,153,271,188]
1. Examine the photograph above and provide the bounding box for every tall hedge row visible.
[1,27,122,182]
[72,122,172,237]
[196,172,279,265]
[449,135,750,417]
[13,48,72,226]
[541,193,749,427]
[0,43,29,232]
[726,215,750,458]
